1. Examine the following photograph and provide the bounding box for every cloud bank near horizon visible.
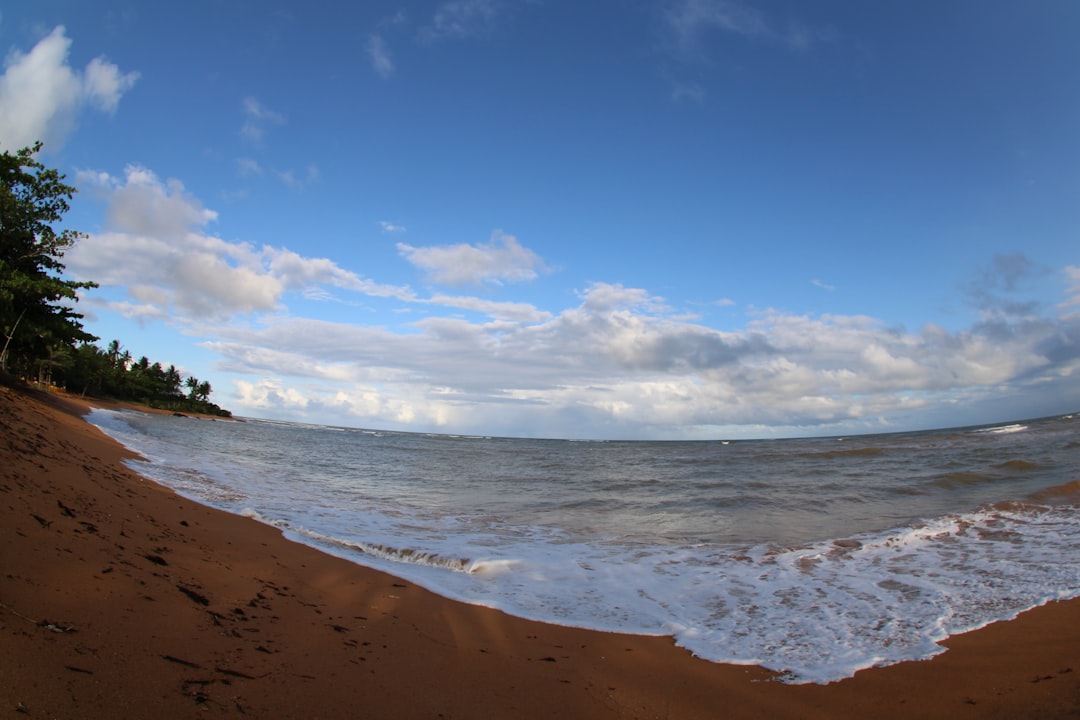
[63,164,1080,438]
[5,15,1078,439]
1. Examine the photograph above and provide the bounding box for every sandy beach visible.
[2,383,1079,719]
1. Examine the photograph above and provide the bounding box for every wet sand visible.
[2,382,1079,719]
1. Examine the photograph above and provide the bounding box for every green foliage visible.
[54,340,232,418]
[0,142,231,418]
[0,142,98,377]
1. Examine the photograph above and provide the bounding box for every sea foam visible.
[87,407,1080,683]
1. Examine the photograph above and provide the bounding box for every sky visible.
[2,1,1078,440]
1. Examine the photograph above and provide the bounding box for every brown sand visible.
[2,383,1079,719]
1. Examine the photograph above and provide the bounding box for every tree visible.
[51,340,231,417]
[107,339,122,367]
[63,342,110,396]
[0,142,97,373]
[163,365,182,398]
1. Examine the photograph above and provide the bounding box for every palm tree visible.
[107,339,122,368]
[163,365,182,398]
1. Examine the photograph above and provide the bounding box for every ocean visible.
[88,408,1080,684]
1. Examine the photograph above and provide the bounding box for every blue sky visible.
[2,1,1078,439]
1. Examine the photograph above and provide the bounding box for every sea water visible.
[88,409,1080,683]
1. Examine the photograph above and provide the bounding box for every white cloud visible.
[263,246,402,297]
[379,220,407,233]
[667,0,770,49]
[240,96,285,144]
[367,34,394,78]
[82,55,139,112]
[75,168,114,187]
[237,157,263,177]
[398,231,548,286]
[664,0,833,59]
[70,227,284,319]
[1060,266,1080,315]
[237,156,317,189]
[104,164,218,238]
[199,277,1080,438]
[68,167,1080,439]
[233,375,453,429]
[67,165,407,319]
[427,294,552,323]
[424,0,500,40]
[0,26,138,151]
[234,378,312,410]
[99,298,171,323]
[783,19,837,52]
[574,282,671,315]
[671,81,705,103]
[276,164,320,188]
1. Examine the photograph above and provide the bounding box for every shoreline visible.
[2,383,1079,718]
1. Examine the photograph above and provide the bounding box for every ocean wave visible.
[260,518,480,573]
[815,447,886,459]
[88,405,1080,685]
[1026,479,1080,505]
[238,500,1080,684]
[996,459,1039,471]
[975,424,1028,435]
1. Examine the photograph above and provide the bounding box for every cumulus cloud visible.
[0,26,138,150]
[67,167,1079,439]
[104,165,218,239]
[66,166,409,320]
[82,56,138,112]
[232,375,453,429]
[234,378,312,410]
[397,231,548,286]
[199,278,1080,438]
